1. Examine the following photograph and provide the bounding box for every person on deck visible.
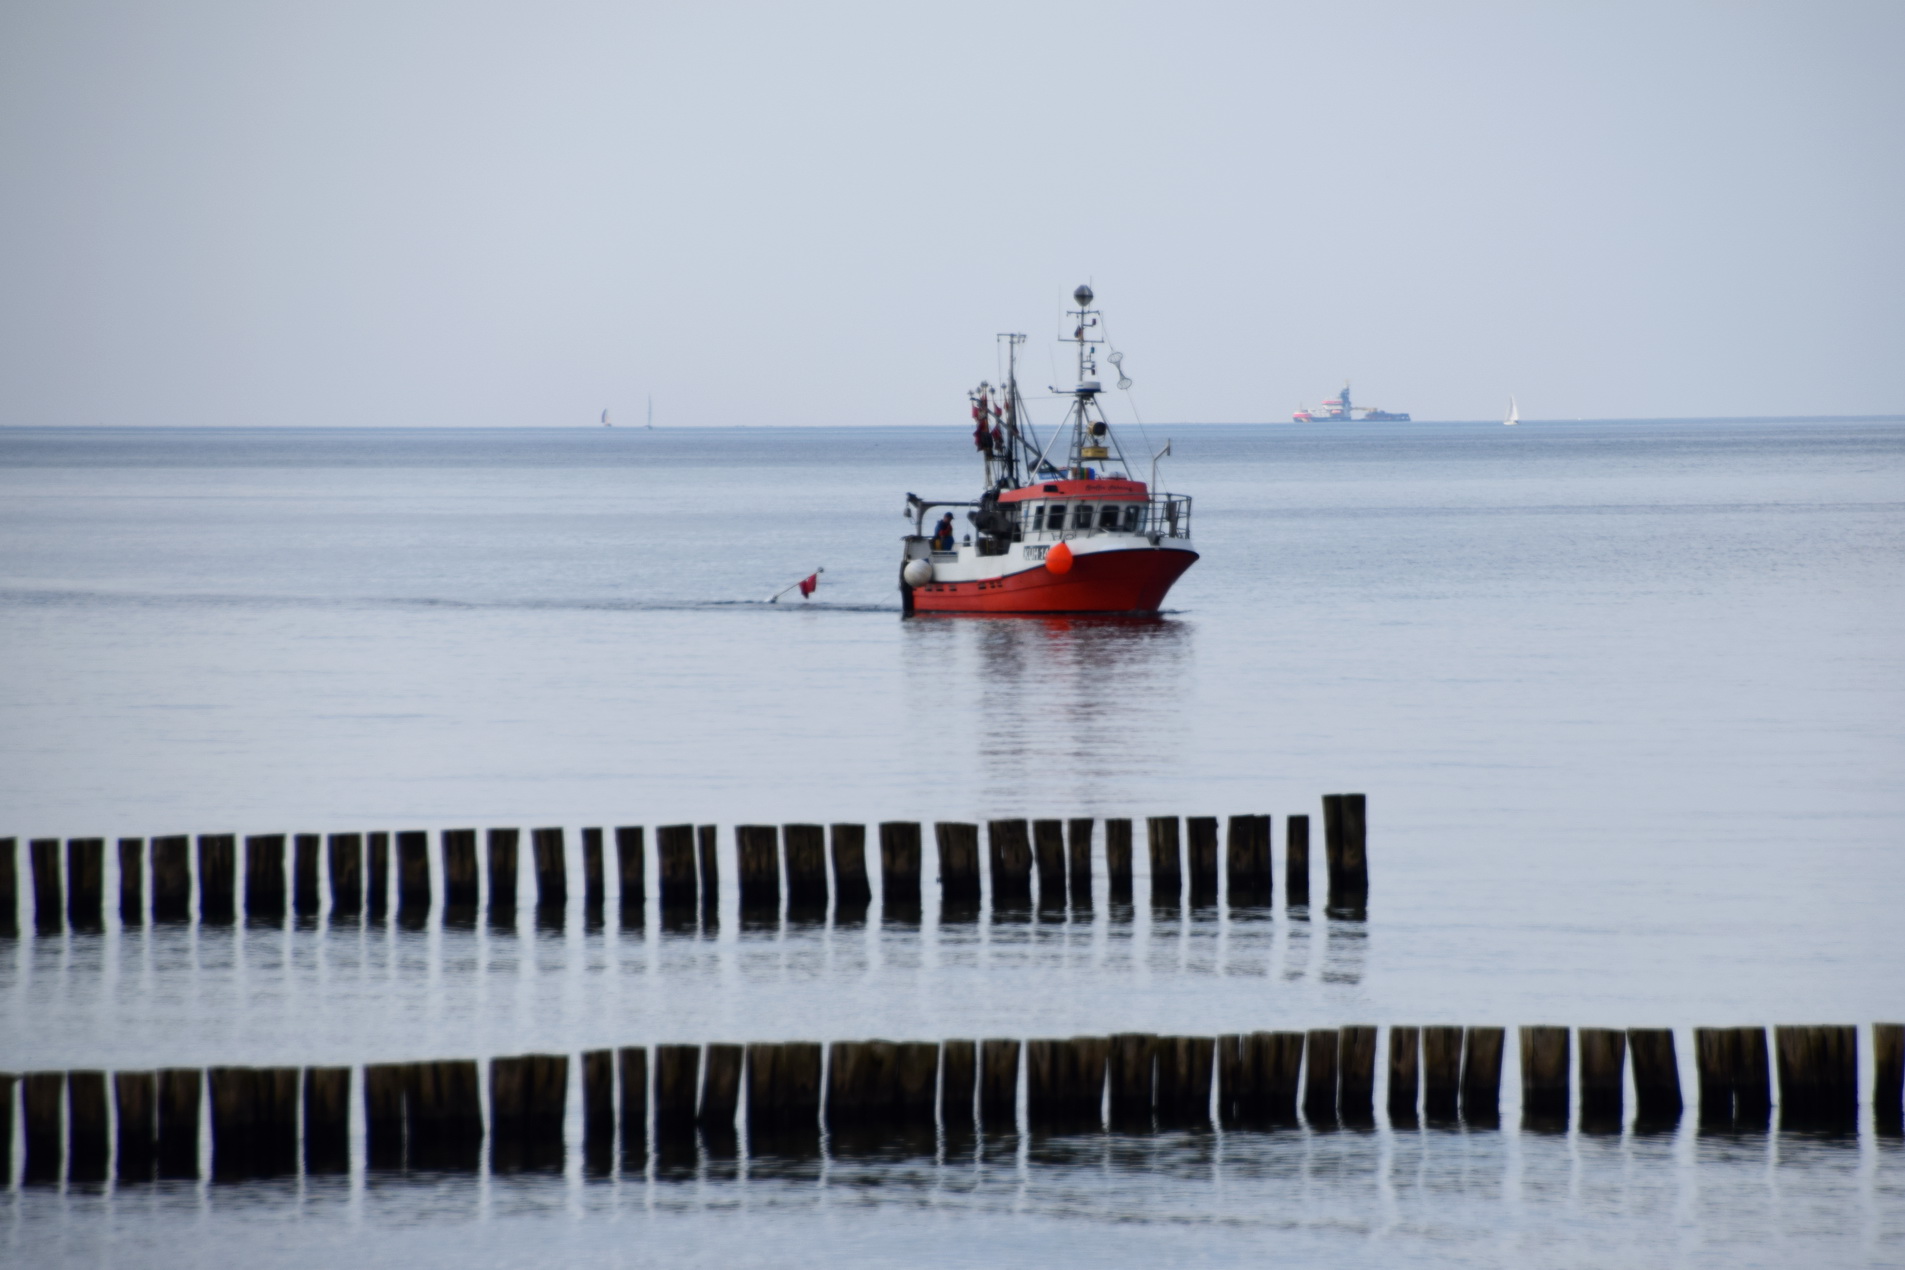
[932,513,955,551]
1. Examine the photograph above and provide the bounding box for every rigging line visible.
[1097,313,1156,474]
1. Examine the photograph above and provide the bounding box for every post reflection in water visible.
[6,1118,1895,1270]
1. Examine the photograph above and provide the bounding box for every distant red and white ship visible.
[900,286,1197,615]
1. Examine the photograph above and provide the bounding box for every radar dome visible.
[1073,284,1093,307]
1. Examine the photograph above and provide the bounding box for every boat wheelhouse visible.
[899,286,1197,615]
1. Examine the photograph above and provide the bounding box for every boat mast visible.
[999,332,1027,489]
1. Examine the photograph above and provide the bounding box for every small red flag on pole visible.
[769,567,825,603]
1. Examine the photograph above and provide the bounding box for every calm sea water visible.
[2,421,1903,1266]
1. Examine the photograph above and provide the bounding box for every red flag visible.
[797,572,818,599]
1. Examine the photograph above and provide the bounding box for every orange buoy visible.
[1046,540,1074,575]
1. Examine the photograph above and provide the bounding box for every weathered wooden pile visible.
[0,795,1370,935]
[4,1022,1897,1185]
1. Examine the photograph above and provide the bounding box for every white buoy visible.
[902,559,934,588]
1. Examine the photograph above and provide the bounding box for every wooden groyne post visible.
[979,1039,1020,1133]
[736,825,781,923]
[31,839,61,935]
[395,830,430,926]
[118,837,143,926]
[618,1045,648,1167]
[158,1069,200,1178]
[1285,815,1310,909]
[209,1066,298,1179]
[442,828,479,913]
[1340,1025,1377,1125]
[114,1071,156,1181]
[1146,817,1181,910]
[1186,816,1219,908]
[782,823,828,919]
[366,831,390,919]
[1226,814,1272,908]
[151,834,189,923]
[1067,818,1094,909]
[410,1059,483,1170]
[1877,1024,1904,1135]
[486,828,519,925]
[530,827,566,924]
[491,1053,566,1172]
[830,824,871,922]
[941,1039,977,1137]
[1520,1025,1570,1130]
[363,1062,406,1168]
[198,834,236,924]
[24,1072,63,1183]
[293,834,320,919]
[327,833,362,921]
[1387,1026,1420,1126]
[987,819,1033,911]
[696,826,719,922]
[0,838,16,937]
[1775,1025,1858,1129]
[1321,793,1368,912]
[1104,818,1133,905]
[1156,1035,1215,1129]
[879,821,922,920]
[1579,1028,1626,1132]
[1027,1036,1107,1133]
[934,822,980,919]
[1302,1029,1339,1127]
[699,1043,743,1156]
[302,1066,350,1174]
[1628,1028,1682,1128]
[1461,1027,1505,1127]
[652,1044,699,1164]
[68,1070,109,1182]
[1032,819,1065,913]
[581,828,606,924]
[1697,1026,1772,1130]
[244,834,287,924]
[1109,1032,1157,1132]
[656,824,696,920]
[746,1042,822,1155]
[895,1041,939,1132]
[828,1040,898,1147]
[1422,1026,1462,1123]
[68,837,104,931]
[616,826,645,925]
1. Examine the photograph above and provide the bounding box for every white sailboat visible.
[601,408,611,427]
[1503,396,1520,427]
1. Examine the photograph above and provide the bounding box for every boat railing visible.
[1148,493,1192,540]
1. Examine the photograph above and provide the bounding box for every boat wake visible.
[0,585,902,616]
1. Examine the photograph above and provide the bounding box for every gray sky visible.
[2,0,1900,427]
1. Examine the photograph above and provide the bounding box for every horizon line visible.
[5,414,1904,432]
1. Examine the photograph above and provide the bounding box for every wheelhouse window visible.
[1123,504,1143,532]
[1072,504,1093,532]
[1098,505,1121,531]
[1043,504,1064,532]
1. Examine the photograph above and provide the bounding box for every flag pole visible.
[768,567,824,603]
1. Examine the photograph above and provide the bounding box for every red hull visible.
[909,546,1197,615]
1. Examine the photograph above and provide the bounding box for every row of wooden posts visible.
[5,1023,1898,1185]
[0,796,1369,935]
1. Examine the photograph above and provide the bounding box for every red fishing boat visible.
[900,286,1197,615]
